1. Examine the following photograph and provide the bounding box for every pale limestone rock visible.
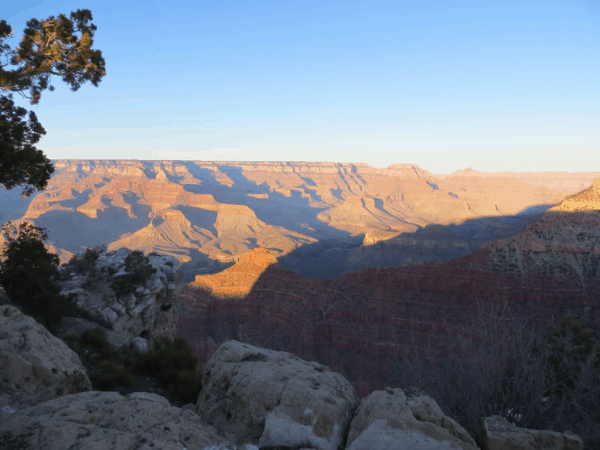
[134,285,147,297]
[129,336,148,352]
[58,248,185,342]
[120,292,136,310]
[0,391,236,450]
[479,416,583,450]
[197,341,359,450]
[100,306,119,327]
[160,264,172,276]
[0,305,91,411]
[405,387,475,445]
[110,302,126,316]
[157,270,168,284]
[346,387,477,450]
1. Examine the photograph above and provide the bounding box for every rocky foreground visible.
[0,307,583,450]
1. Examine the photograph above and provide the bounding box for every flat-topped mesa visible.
[194,161,374,175]
[383,163,428,178]
[52,160,147,177]
[52,159,425,176]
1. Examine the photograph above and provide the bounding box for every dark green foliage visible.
[66,247,102,289]
[0,221,74,330]
[64,328,135,390]
[133,336,203,405]
[67,247,100,275]
[111,251,157,294]
[65,330,202,405]
[546,315,600,393]
[0,95,53,196]
[0,10,105,105]
[0,9,105,196]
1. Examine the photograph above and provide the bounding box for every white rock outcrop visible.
[479,416,583,450]
[0,391,244,450]
[0,305,91,412]
[346,387,478,450]
[197,340,359,450]
[58,246,185,347]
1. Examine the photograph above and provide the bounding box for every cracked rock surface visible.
[478,416,583,450]
[346,387,477,450]
[0,391,239,450]
[57,246,185,348]
[197,340,359,450]
[0,305,91,412]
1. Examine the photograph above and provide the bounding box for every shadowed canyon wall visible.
[178,181,600,396]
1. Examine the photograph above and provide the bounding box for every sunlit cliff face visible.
[550,179,600,212]
[1,160,594,282]
[190,247,277,298]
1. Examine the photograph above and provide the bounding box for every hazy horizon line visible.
[49,159,600,176]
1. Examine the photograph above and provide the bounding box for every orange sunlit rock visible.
[190,248,278,298]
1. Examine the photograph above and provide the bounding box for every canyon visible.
[1,160,596,281]
[178,179,600,396]
[1,161,599,447]
[2,159,599,394]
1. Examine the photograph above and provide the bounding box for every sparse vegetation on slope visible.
[111,250,157,294]
[133,336,203,405]
[67,247,101,275]
[394,305,600,448]
[0,221,75,330]
[65,328,202,406]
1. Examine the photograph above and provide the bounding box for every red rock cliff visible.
[178,183,600,396]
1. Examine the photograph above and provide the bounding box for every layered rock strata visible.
[0,391,241,450]
[2,159,573,277]
[178,181,600,396]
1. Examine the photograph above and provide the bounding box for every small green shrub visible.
[65,329,202,405]
[0,221,75,330]
[134,336,203,405]
[111,251,157,294]
[77,327,114,355]
[67,248,100,275]
[65,328,135,391]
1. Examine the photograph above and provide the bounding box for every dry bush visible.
[393,300,600,447]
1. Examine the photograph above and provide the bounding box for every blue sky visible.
[5,0,600,173]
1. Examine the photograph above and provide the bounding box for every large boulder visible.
[346,387,478,450]
[0,305,91,412]
[478,416,583,450]
[197,340,359,450]
[0,391,245,450]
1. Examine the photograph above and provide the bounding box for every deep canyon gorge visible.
[1,160,599,395]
